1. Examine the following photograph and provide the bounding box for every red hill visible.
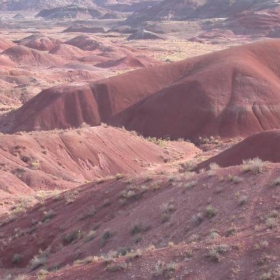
[18,35,63,51]
[198,130,280,169]
[110,39,280,140]
[3,40,280,140]
[2,45,65,67]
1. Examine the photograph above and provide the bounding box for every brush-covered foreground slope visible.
[4,39,280,139]
[198,129,280,169]
[1,160,280,279]
[0,126,198,209]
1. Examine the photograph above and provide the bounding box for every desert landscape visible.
[1,0,280,279]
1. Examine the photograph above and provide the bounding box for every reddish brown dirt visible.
[110,39,280,140]
[1,161,280,279]
[198,129,280,169]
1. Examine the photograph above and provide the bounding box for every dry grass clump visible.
[63,230,83,245]
[84,230,97,242]
[242,158,264,174]
[120,185,148,204]
[184,181,198,192]
[130,223,150,235]
[265,211,279,229]
[41,209,56,223]
[228,175,243,184]
[74,256,101,266]
[160,200,176,224]
[106,261,128,272]
[205,205,217,218]
[153,260,178,278]
[29,248,50,271]
[207,244,229,262]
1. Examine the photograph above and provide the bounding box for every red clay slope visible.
[110,39,280,140]
[4,39,280,138]
[0,60,188,132]
[18,35,63,51]
[0,126,198,191]
[198,129,280,169]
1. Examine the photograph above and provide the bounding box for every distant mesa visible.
[110,25,138,34]
[36,5,106,20]
[63,24,106,33]
[127,29,165,40]
[13,13,25,19]
[101,11,125,19]
[0,0,96,11]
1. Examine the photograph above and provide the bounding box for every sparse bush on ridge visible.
[228,175,243,184]
[207,244,229,262]
[153,260,178,277]
[242,158,264,174]
[106,261,128,272]
[184,180,197,192]
[84,230,96,242]
[29,248,50,271]
[41,209,56,223]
